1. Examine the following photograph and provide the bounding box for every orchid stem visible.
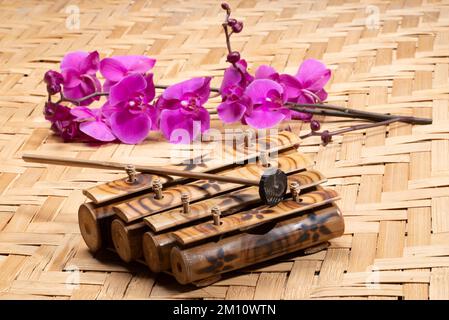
[288,104,431,125]
[300,118,402,140]
[56,92,108,105]
[223,23,233,55]
[52,86,432,128]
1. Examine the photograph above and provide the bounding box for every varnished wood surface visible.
[172,189,339,245]
[145,170,326,232]
[171,204,344,284]
[113,152,311,222]
[83,131,302,203]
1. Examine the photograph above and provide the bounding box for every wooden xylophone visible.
[75,131,345,286]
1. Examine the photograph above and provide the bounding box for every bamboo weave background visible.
[1,0,449,300]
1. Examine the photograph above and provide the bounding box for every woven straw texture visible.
[1,0,449,300]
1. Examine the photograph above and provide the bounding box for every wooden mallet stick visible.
[22,154,288,205]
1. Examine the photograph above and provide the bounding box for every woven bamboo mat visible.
[1,0,449,300]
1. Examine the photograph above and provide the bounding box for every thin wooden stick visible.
[22,154,260,186]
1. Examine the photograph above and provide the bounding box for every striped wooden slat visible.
[145,170,326,232]
[83,130,302,203]
[172,188,339,245]
[113,152,311,222]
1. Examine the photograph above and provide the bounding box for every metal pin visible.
[212,206,221,226]
[290,182,300,202]
[244,129,254,148]
[152,178,163,199]
[125,164,137,184]
[260,151,270,167]
[181,193,190,214]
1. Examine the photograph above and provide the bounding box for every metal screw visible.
[260,151,270,167]
[152,179,163,199]
[212,206,221,226]
[181,193,190,214]
[290,182,300,202]
[125,164,137,184]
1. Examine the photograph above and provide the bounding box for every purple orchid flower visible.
[70,107,116,142]
[254,65,279,81]
[219,59,253,100]
[44,70,64,95]
[158,77,211,143]
[279,59,331,104]
[242,79,291,129]
[44,102,81,142]
[217,60,254,124]
[102,73,157,144]
[44,101,72,123]
[60,51,101,106]
[253,64,314,121]
[100,55,156,91]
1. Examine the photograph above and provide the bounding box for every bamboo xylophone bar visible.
[111,170,327,265]
[170,204,344,285]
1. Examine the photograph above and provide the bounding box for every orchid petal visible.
[100,58,127,82]
[296,59,331,91]
[109,109,151,144]
[147,105,160,131]
[244,107,286,129]
[61,51,88,71]
[295,88,328,104]
[314,88,328,103]
[245,79,283,105]
[196,107,210,133]
[113,55,156,74]
[163,77,211,102]
[70,106,95,121]
[220,67,242,95]
[80,121,116,142]
[255,65,277,79]
[196,77,211,105]
[79,51,100,75]
[217,101,247,123]
[144,73,156,103]
[77,75,101,106]
[160,108,208,143]
[109,74,146,106]
[63,85,84,100]
[160,109,193,143]
[62,68,81,88]
[279,74,302,101]
[291,110,313,121]
[101,101,117,118]
[155,96,180,110]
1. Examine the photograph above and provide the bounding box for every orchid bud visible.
[321,130,332,146]
[221,3,230,11]
[227,18,237,27]
[60,122,79,142]
[43,102,72,123]
[232,21,243,33]
[44,70,64,95]
[46,83,62,95]
[310,120,320,131]
[226,51,241,64]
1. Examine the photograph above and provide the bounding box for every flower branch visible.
[42,2,432,146]
[288,104,432,125]
[300,118,403,146]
